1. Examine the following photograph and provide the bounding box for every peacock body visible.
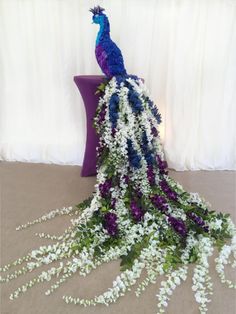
[90,6,127,78]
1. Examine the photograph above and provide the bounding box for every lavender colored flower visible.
[98,106,106,124]
[203,225,209,232]
[111,198,116,208]
[167,215,188,237]
[123,175,129,185]
[135,188,143,198]
[147,165,155,185]
[96,142,104,158]
[159,180,178,201]
[130,200,144,222]
[159,180,169,193]
[150,195,168,212]
[157,155,168,175]
[111,127,116,137]
[187,212,209,232]
[99,179,112,198]
[167,190,178,201]
[151,126,158,137]
[104,212,118,236]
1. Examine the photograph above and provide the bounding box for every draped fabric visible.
[0,0,235,170]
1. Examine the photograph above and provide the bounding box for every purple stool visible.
[74,75,105,177]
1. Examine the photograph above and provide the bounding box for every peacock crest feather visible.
[89,5,105,15]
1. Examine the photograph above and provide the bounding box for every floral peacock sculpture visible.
[1,6,236,314]
[92,5,127,78]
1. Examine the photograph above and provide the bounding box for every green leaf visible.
[216,238,226,250]
[75,196,93,210]
[188,247,198,263]
[71,243,79,252]
[101,206,108,213]
[163,263,171,272]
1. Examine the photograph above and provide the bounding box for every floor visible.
[0,161,235,314]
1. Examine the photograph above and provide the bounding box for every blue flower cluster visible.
[128,89,143,114]
[147,99,162,124]
[142,131,154,165]
[127,139,141,169]
[109,93,119,128]
[115,74,139,86]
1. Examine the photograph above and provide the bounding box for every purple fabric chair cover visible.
[74,75,105,177]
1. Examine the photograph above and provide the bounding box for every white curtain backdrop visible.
[0,0,235,170]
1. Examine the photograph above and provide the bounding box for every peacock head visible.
[89,5,107,25]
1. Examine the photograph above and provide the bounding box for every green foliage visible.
[106,163,116,179]
[75,196,93,211]
[188,247,198,263]
[215,238,226,251]
[120,235,151,271]
[207,212,232,250]
[73,210,103,253]
[160,227,182,247]
[100,148,110,168]
[163,250,183,272]
[95,80,109,95]
[94,237,123,258]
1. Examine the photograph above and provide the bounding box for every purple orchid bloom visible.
[187,212,209,232]
[99,179,112,198]
[104,212,118,236]
[150,194,168,212]
[130,200,144,222]
[147,165,155,185]
[157,155,168,175]
[167,215,188,237]
[111,198,116,208]
[151,126,159,137]
[123,175,129,185]
[159,180,178,201]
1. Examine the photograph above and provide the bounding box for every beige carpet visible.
[0,161,235,314]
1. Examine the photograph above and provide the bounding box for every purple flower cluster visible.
[160,180,178,201]
[187,212,209,232]
[99,179,112,198]
[150,194,188,237]
[98,106,106,124]
[157,155,168,175]
[151,126,159,137]
[134,188,143,198]
[123,175,129,185]
[96,142,103,159]
[111,198,116,208]
[147,165,155,185]
[150,195,168,212]
[104,212,118,236]
[167,215,188,237]
[130,200,144,222]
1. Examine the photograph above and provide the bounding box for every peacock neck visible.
[96,17,110,46]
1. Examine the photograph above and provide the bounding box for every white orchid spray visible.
[1,77,236,314]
